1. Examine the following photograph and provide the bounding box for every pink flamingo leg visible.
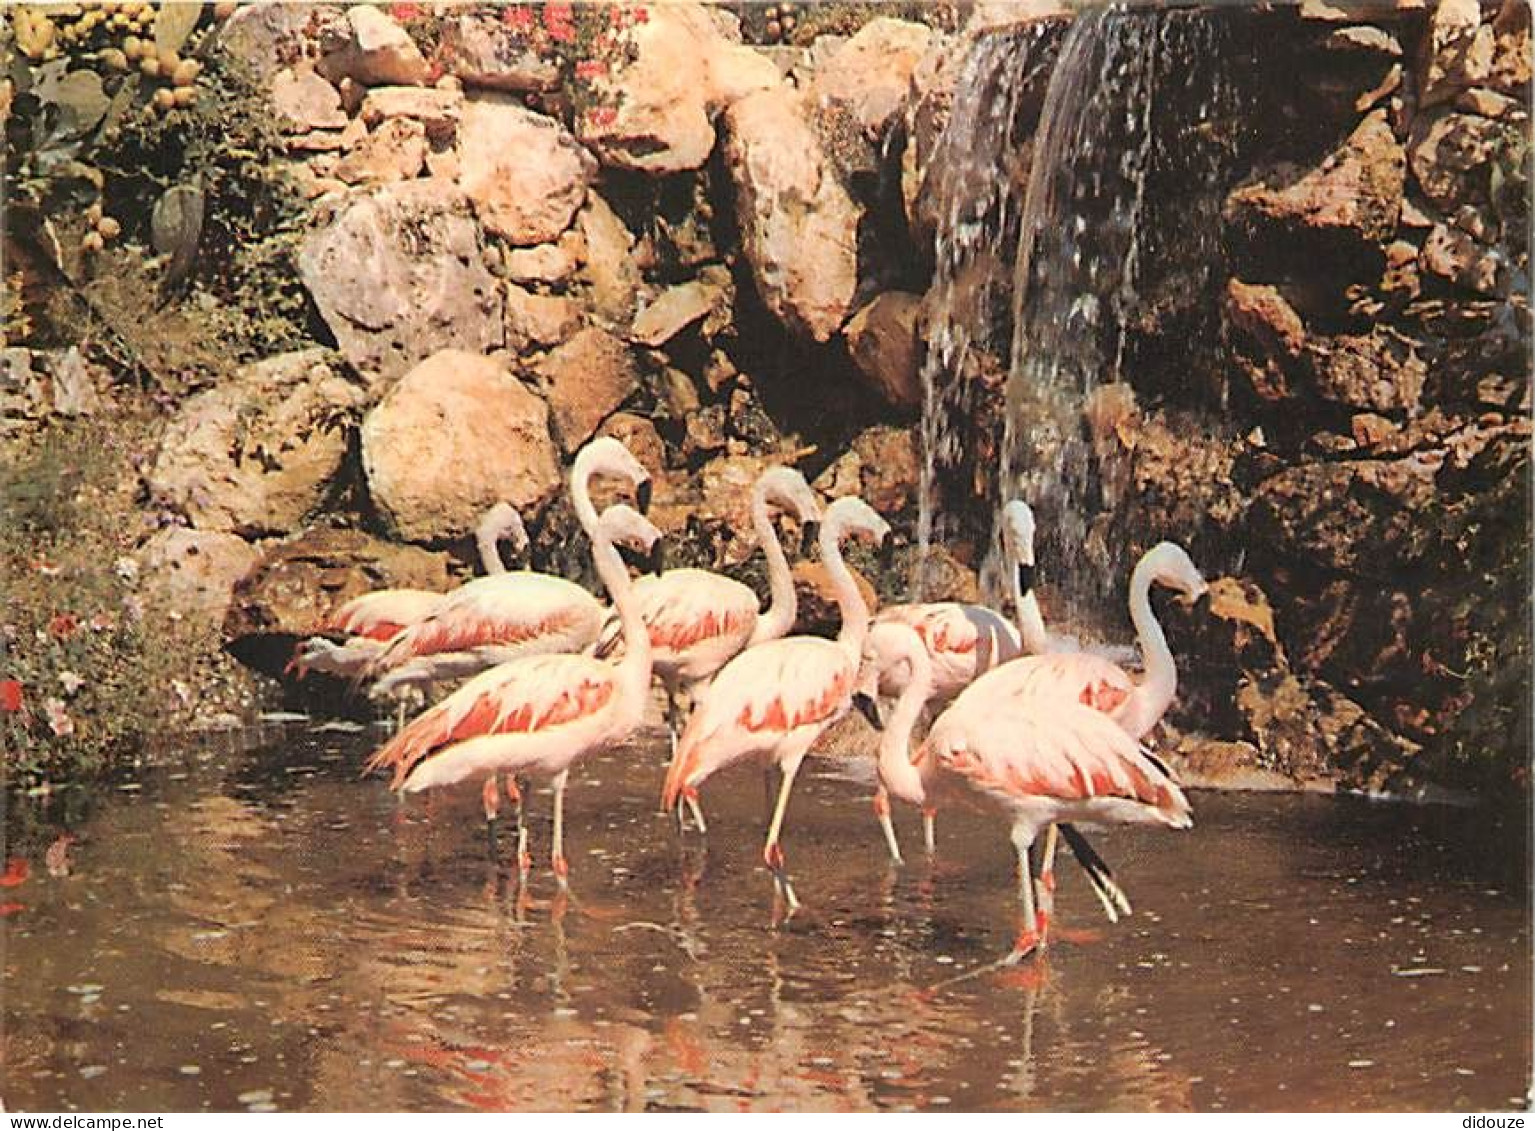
[1035,824,1059,948]
[550,769,570,891]
[922,807,937,857]
[762,755,804,913]
[1006,819,1044,963]
[873,787,903,865]
[506,775,531,880]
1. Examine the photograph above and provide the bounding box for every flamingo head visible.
[999,499,1038,597]
[1145,542,1209,605]
[823,495,892,561]
[478,501,530,558]
[599,503,665,575]
[856,620,929,727]
[574,436,653,513]
[756,466,822,556]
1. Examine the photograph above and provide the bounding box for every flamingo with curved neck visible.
[661,494,891,914]
[593,466,822,757]
[366,438,656,887]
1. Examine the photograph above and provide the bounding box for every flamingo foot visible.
[552,852,570,890]
[683,788,707,836]
[1004,928,1043,965]
[763,842,785,871]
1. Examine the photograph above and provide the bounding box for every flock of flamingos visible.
[291,436,1207,963]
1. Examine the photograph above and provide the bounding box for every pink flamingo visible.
[288,501,529,690]
[366,438,658,885]
[661,494,891,913]
[595,466,823,756]
[863,500,1048,856]
[866,619,1192,963]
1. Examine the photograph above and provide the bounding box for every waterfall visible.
[916,5,1250,630]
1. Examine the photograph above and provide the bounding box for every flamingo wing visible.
[927,696,1189,820]
[365,654,617,791]
[964,651,1135,715]
[373,573,601,671]
[321,589,445,641]
[596,570,759,660]
[663,637,853,806]
[877,602,1022,693]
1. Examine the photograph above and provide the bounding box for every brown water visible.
[4,722,1531,1112]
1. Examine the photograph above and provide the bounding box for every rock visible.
[223,527,453,678]
[299,181,503,386]
[909,542,980,604]
[361,350,560,542]
[270,67,346,131]
[504,231,585,286]
[331,116,426,184]
[1250,454,1443,577]
[1408,110,1512,211]
[1227,109,1404,247]
[597,412,667,475]
[1420,222,1505,294]
[844,292,923,411]
[320,5,429,87]
[1418,0,1494,108]
[792,560,878,637]
[139,528,260,628]
[850,426,920,516]
[724,85,861,342]
[438,10,560,93]
[504,286,581,349]
[148,350,363,537]
[811,18,933,139]
[577,1,779,174]
[216,3,344,86]
[684,404,729,461]
[1490,0,1532,91]
[1162,576,1288,735]
[457,95,595,245]
[359,85,463,141]
[535,328,639,453]
[629,270,732,346]
[1454,86,1520,117]
[577,195,643,326]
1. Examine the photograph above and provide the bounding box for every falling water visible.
[916,5,1252,626]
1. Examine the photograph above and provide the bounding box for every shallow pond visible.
[4,722,1530,1112]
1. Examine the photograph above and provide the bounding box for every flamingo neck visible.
[821,515,871,665]
[475,526,508,577]
[570,446,604,534]
[877,650,931,808]
[1121,554,1175,740]
[748,486,795,647]
[1011,568,1050,655]
[589,526,652,722]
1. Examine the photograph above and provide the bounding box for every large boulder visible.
[1226,108,1405,248]
[456,95,596,245]
[361,350,560,543]
[138,527,261,629]
[1418,0,1494,108]
[535,328,640,454]
[437,10,560,92]
[299,181,503,386]
[810,18,934,139]
[724,85,861,342]
[318,5,429,87]
[577,195,643,326]
[576,2,779,174]
[223,527,454,679]
[844,291,923,411]
[1408,109,1516,212]
[216,3,345,86]
[147,350,364,537]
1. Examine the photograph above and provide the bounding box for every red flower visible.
[543,1,575,42]
[48,613,78,639]
[631,5,648,23]
[389,2,421,21]
[574,59,607,80]
[0,680,21,713]
[0,858,28,887]
[502,5,534,31]
[586,105,617,127]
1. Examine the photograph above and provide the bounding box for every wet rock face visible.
[299,182,503,386]
[147,350,363,538]
[360,350,561,544]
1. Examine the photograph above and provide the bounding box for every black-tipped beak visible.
[800,520,820,557]
[877,533,897,570]
[853,691,884,731]
[1016,562,1036,598]
[645,539,666,576]
[635,478,653,515]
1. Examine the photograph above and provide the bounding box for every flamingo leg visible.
[1006,819,1043,963]
[684,791,708,835]
[922,808,937,857]
[507,775,531,880]
[550,769,570,891]
[481,774,501,856]
[763,755,803,914]
[1036,824,1059,948]
[873,787,903,865]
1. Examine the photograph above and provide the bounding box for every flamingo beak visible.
[1016,563,1036,598]
[645,540,666,576]
[635,478,653,515]
[800,520,820,557]
[852,692,884,731]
